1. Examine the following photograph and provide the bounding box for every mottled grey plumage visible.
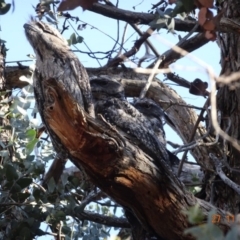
[90,78,171,166]
[24,20,94,117]
[90,77,125,100]
[24,20,95,163]
[133,98,179,166]
[133,98,166,145]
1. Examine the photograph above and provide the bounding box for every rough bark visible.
[40,77,230,240]
[215,0,240,213]
[0,44,13,160]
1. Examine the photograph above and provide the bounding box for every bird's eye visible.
[36,22,45,31]
[37,22,52,34]
[92,80,108,86]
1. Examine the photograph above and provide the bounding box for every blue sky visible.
[0,0,222,239]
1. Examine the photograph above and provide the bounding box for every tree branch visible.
[90,3,240,34]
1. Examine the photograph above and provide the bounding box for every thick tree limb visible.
[158,33,209,68]
[89,3,240,34]
[39,76,230,239]
[73,209,130,228]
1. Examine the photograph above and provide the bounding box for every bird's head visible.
[90,77,125,101]
[24,20,69,61]
[133,98,164,120]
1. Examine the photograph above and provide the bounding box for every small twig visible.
[109,19,120,60]
[177,23,199,45]
[131,23,160,58]
[32,182,46,193]
[67,20,102,67]
[151,0,165,9]
[177,98,209,177]
[210,69,240,152]
[210,153,240,195]
[5,60,33,64]
[139,58,163,98]
[159,100,205,110]
[173,116,219,155]
[117,22,128,57]
[57,221,63,240]
[133,67,170,74]
[77,189,102,211]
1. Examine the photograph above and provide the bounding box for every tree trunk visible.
[41,77,230,240]
[0,43,13,161]
[216,0,240,213]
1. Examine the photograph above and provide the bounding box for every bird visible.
[90,77,172,168]
[132,98,166,146]
[24,20,95,117]
[132,98,179,166]
[24,20,95,174]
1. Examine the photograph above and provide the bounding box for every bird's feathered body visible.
[24,20,94,117]
[133,98,166,145]
[24,20,95,160]
[133,98,179,166]
[90,77,171,166]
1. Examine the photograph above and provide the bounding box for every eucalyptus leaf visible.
[172,1,185,16]
[164,8,173,17]
[12,192,31,202]
[26,138,38,155]
[166,18,175,32]
[26,129,37,141]
[16,177,32,189]
[181,0,195,12]
[149,17,167,31]
[4,163,18,181]
[47,177,56,193]
[0,3,11,15]
[19,227,31,239]
[16,105,27,116]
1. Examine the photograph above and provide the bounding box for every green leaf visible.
[149,17,167,31]
[47,177,56,193]
[166,18,175,32]
[0,3,11,15]
[55,210,66,221]
[67,33,84,46]
[181,0,195,12]
[172,1,185,16]
[35,228,46,236]
[19,227,31,239]
[185,223,224,240]
[10,183,22,193]
[26,129,37,141]
[225,225,239,240]
[12,192,30,202]
[0,150,9,157]
[182,203,204,224]
[62,226,71,235]
[68,176,80,187]
[4,163,18,181]
[76,36,83,43]
[26,138,38,155]
[33,188,41,201]
[16,177,32,189]
[61,172,69,187]
[164,8,173,16]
